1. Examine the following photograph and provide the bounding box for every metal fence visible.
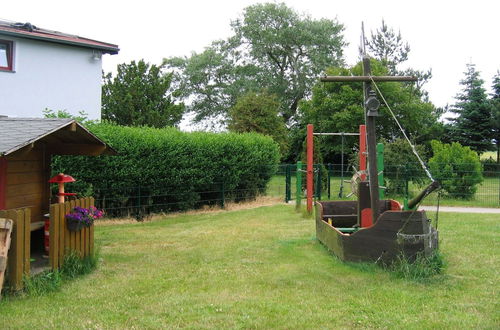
[88,162,499,218]
[281,163,500,208]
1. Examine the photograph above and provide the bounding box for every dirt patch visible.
[95,196,283,226]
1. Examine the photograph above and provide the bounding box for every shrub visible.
[428,141,483,199]
[53,123,280,216]
[383,138,429,195]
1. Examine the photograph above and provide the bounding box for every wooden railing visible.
[0,208,30,290]
[1,197,95,290]
[49,197,95,269]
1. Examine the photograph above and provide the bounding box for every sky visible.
[3,0,499,116]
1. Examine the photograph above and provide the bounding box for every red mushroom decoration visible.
[48,173,76,203]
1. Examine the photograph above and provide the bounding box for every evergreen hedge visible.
[53,123,280,216]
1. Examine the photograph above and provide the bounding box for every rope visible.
[369,76,435,182]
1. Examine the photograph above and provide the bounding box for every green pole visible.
[285,164,291,203]
[377,143,385,199]
[296,161,302,211]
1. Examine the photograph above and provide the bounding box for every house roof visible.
[0,20,119,54]
[0,117,116,156]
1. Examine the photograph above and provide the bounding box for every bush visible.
[53,123,280,216]
[428,141,483,199]
[383,138,429,195]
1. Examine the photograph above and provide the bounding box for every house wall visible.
[2,148,51,224]
[0,36,103,119]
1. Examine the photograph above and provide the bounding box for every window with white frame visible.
[0,40,13,71]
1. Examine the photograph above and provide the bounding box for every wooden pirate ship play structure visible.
[309,36,440,264]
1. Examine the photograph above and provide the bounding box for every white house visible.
[0,20,119,120]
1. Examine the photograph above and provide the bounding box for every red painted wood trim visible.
[359,125,367,180]
[0,39,14,72]
[0,157,7,209]
[360,208,372,228]
[306,124,314,213]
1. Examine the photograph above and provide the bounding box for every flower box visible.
[65,206,104,232]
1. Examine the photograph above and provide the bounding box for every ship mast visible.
[320,24,417,224]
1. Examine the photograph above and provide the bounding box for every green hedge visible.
[53,123,280,216]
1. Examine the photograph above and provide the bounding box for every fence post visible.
[296,161,302,211]
[403,164,409,210]
[285,164,291,203]
[220,182,225,209]
[327,163,331,200]
[137,185,141,211]
[316,165,322,201]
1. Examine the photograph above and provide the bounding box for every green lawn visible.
[1,205,498,328]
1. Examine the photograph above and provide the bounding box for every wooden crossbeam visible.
[320,76,418,82]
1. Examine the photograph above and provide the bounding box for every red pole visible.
[307,124,314,213]
[359,125,367,180]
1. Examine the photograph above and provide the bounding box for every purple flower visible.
[65,206,104,227]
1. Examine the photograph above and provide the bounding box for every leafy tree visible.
[228,90,288,156]
[448,63,492,153]
[43,108,95,125]
[165,2,345,126]
[429,140,483,199]
[490,71,500,163]
[298,60,442,162]
[102,60,184,128]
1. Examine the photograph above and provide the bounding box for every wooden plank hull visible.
[315,201,438,263]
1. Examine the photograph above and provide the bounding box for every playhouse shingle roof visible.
[0,117,115,156]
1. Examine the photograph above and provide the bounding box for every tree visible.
[490,71,500,163]
[228,90,288,156]
[298,59,442,162]
[102,60,184,128]
[43,108,95,125]
[448,63,492,153]
[365,20,432,96]
[165,2,345,127]
[365,19,410,74]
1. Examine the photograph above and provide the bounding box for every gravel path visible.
[420,205,500,214]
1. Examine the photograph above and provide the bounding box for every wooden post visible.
[363,56,381,225]
[306,124,314,213]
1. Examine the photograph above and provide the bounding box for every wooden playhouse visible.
[0,117,115,290]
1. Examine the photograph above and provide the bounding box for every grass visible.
[6,250,99,297]
[481,151,498,160]
[0,205,498,328]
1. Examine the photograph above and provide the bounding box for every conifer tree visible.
[448,63,492,153]
[491,71,500,162]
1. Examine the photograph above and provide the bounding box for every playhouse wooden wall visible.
[0,147,51,224]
